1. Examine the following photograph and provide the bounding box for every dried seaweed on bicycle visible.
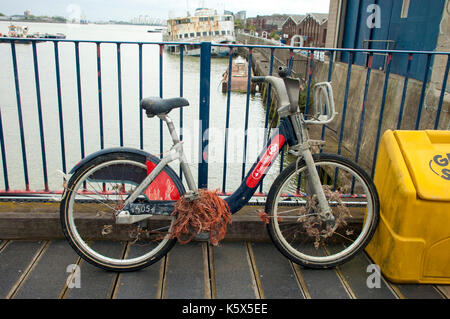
[258,210,271,224]
[170,189,232,246]
[297,185,352,249]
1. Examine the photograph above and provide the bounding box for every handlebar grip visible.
[251,76,266,83]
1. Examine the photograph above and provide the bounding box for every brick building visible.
[247,14,290,33]
[300,13,328,47]
[281,13,328,47]
[281,15,305,44]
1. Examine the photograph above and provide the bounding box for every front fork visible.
[289,114,334,224]
[300,146,334,223]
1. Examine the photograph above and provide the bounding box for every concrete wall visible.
[237,33,450,174]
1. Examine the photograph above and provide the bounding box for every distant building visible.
[24,10,30,17]
[281,15,306,44]
[10,15,25,21]
[247,14,289,33]
[236,11,246,21]
[299,13,328,47]
[281,13,328,47]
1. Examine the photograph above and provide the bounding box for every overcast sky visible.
[0,0,330,21]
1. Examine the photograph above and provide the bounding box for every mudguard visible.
[68,147,185,201]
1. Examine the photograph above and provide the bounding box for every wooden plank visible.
[13,240,79,299]
[65,241,124,299]
[114,244,164,299]
[297,266,352,299]
[163,242,207,299]
[394,284,444,299]
[334,250,397,299]
[0,240,7,251]
[436,285,450,299]
[211,242,257,299]
[292,244,351,299]
[0,241,43,298]
[249,242,304,299]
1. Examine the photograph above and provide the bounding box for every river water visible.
[0,22,282,193]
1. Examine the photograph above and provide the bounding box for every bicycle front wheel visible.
[266,153,379,268]
[60,152,184,272]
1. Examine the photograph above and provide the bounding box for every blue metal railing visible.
[0,38,449,197]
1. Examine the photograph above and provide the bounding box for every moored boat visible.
[164,8,235,57]
[221,56,257,93]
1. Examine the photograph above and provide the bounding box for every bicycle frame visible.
[116,113,296,223]
[116,79,336,224]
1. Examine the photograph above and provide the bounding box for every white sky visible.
[0,0,330,21]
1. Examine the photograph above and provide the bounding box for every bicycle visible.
[60,66,380,271]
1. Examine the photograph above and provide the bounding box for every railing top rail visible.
[214,43,450,56]
[2,37,450,55]
[0,37,193,46]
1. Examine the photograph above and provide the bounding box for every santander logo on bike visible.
[246,134,285,188]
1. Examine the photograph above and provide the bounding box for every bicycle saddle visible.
[140,97,189,117]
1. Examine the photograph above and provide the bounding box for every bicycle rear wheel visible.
[266,153,379,268]
[60,152,184,272]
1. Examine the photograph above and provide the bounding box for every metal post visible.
[97,43,104,150]
[259,48,275,193]
[179,45,184,179]
[0,108,9,191]
[32,41,49,191]
[304,50,314,114]
[435,55,450,129]
[116,43,123,146]
[54,42,66,173]
[159,44,164,157]
[222,47,234,192]
[11,42,29,190]
[198,42,211,189]
[241,48,253,181]
[397,54,413,129]
[371,53,392,178]
[139,43,143,150]
[75,42,85,159]
[415,54,432,130]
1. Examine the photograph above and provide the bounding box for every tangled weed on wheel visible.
[296,185,353,249]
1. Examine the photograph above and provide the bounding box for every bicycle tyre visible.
[60,152,183,272]
[266,153,379,268]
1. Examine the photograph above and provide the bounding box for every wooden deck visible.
[0,239,448,299]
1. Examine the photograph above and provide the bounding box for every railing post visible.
[198,42,211,189]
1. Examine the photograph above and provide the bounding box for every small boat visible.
[38,33,66,39]
[221,56,257,93]
[0,25,66,43]
[0,24,32,43]
[7,24,29,38]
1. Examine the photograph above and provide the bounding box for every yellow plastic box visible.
[366,130,450,284]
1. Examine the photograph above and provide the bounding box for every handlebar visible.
[251,76,266,83]
[250,68,336,125]
[251,66,289,83]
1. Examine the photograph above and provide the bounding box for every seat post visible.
[159,114,180,145]
[158,114,198,192]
